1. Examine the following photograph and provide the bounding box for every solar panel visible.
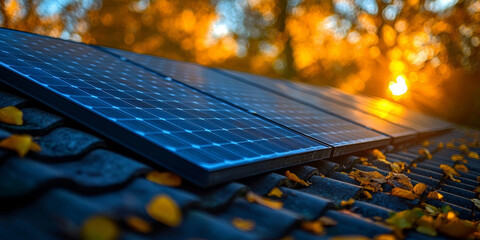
[292,85,453,135]
[0,28,332,186]
[104,47,391,155]
[216,69,418,144]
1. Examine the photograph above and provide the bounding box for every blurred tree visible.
[1,0,480,127]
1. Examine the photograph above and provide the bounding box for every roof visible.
[0,84,479,240]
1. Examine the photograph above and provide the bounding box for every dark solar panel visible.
[104,48,391,156]
[0,28,332,186]
[216,69,418,144]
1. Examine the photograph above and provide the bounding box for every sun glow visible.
[389,75,408,96]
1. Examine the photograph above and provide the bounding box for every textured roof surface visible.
[0,83,479,240]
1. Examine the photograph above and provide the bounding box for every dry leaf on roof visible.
[391,162,406,173]
[446,142,455,149]
[0,134,41,157]
[246,192,283,209]
[285,170,311,186]
[146,194,182,227]
[0,106,23,125]
[426,191,444,201]
[458,144,469,152]
[146,171,182,187]
[472,199,480,209]
[372,149,386,160]
[423,204,440,216]
[386,172,413,191]
[413,183,427,196]
[439,164,460,182]
[349,169,386,192]
[422,140,430,147]
[340,198,355,207]
[418,148,432,159]
[373,234,396,240]
[468,151,479,159]
[81,215,119,240]
[267,187,283,198]
[301,220,325,235]
[437,142,444,149]
[454,164,468,172]
[450,154,466,163]
[436,214,477,239]
[363,191,373,199]
[391,187,416,200]
[126,216,152,234]
[232,217,255,231]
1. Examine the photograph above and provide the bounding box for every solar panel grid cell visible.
[0,28,330,186]
[104,48,391,156]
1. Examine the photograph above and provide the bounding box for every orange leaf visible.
[450,154,465,162]
[427,191,444,200]
[246,192,283,209]
[146,171,182,187]
[329,235,370,240]
[285,170,311,186]
[413,183,427,196]
[146,194,182,227]
[437,142,444,149]
[386,172,413,191]
[0,134,41,157]
[454,164,468,172]
[363,191,373,199]
[418,148,432,159]
[232,217,255,231]
[301,220,325,235]
[422,140,430,147]
[458,144,469,152]
[341,198,355,207]
[372,149,386,160]
[468,151,479,159]
[446,142,455,149]
[0,106,23,125]
[391,187,416,200]
[391,161,406,173]
[267,187,283,198]
[126,216,152,233]
[81,215,119,240]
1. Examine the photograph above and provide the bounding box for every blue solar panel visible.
[0,28,331,186]
[215,69,419,144]
[104,47,391,155]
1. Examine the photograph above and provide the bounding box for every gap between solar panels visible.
[0,28,333,186]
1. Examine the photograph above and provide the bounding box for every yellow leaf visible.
[0,134,41,157]
[437,142,444,149]
[426,191,444,200]
[349,169,386,192]
[413,183,427,196]
[391,187,416,200]
[285,170,311,186]
[422,140,430,147]
[364,191,373,199]
[246,192,283,209]
[468,151,479,159]
[386,172,413,191]
[232,217,255,231]
[267,187,283,198]
[126,216,152,233]
[391,161,406,173]
[146,194,182,227]
[440,164,460,182]
[146,171,182,187]
[438,218,476,239]
[301,220,325,235]
[418,148,432,159]
[81,216,119,240]
[458,144,469,152]
[373,234,396,240]
[372,149,386,160]
[454,164,468,172]
[0,106,23,125]
[450,154,465,162]
[341,198,355,207]
[446,142,455,149]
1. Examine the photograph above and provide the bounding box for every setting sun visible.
[389,75,408,96]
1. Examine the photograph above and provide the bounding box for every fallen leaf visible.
[267,187,283,198]
[391,161,406,173]
[341,198,355,207]
[426,191,444,201]
[386,172,413,191]
[0,106,23,125]
[458,144,469,152]
[285,170,311,186]
[413,183,427,196]
[232,217,255,231]
[437,218,476,239]
[146,194,182,227]
[126,216,152,233]
[146,171,182,187]
[349,169,386,192]
[301,220,325,235]
[446,142,455,149]
[437,142,444,149]
[391,187,416,200]
[422,140,430,147]
[363,191,373,199]
[472,199,480,209]
[468,151,479,159]
[454,164,468,172]
[329,236,370,240]
[423,204,440,216]
[373,234,396,240]
[386,208,424,230]
[372,149,386,160]
[450,154,466,163]
[81,215,119,240]
[418,148,432,159]
[246,192,283,209]
[439,164,460,182]
[0,134,41,157]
